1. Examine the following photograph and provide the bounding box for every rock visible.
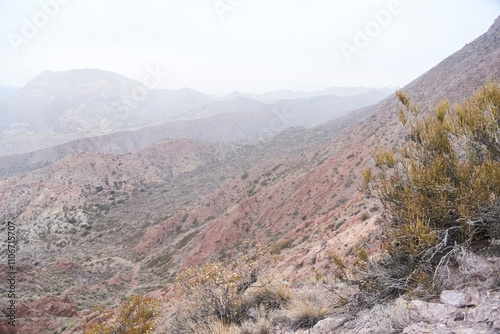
[55,239,67,247]
[309,316,348,333]
[402,322,447,334]
[402,322,496,334]
[408,300,457,323]
[17,295,77,318]
[380,297,412,330]
[457,250,497,287]
[440,287,481,308]
[0,322,16,334]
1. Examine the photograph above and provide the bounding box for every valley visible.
[0,13,499,334]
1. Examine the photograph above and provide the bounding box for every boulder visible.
[440,287,481,308]
[408,300,457,323]
[457,251,498,287]
[308,316,348,333]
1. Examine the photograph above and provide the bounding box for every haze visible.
[1,0,499,94]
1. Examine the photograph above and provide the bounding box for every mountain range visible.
[0,15,499,334]
[0,70,390,157]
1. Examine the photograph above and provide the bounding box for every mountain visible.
[168,96,266,121]
[1,15,499,334]
[0,69,213,133]
[0,69,213,155]
[223,87,393,103]
[0,70,390,157]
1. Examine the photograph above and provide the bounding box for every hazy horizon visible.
[1,0,499,95]
[0,68,397,97]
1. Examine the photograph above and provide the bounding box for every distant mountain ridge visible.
[223,87,393,103]
[0,89,388,179]
[0,69,390,156]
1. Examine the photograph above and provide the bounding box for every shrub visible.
[173,241,277,332]
[270,239,294,255]
[182,319,241,334]
[85,295,161,334]
[331,252,348,279]
[361,80,500,302]
[248,282,291,310]
[240,305,273,334]
[146,252,172,268]
[284,298,329,329]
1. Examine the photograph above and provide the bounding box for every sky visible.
[0,0,499,95]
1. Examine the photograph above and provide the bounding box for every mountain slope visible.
[133,13,500,296]
[1,15,499,334]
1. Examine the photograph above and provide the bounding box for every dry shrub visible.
[85,295,161,334]
[240,306,274,334]
[183,318,241,334]
[172,241,277,333]
[247,281,291,310]
[331,252,348,279]
[360,80,500,306]
[284,297,329,329]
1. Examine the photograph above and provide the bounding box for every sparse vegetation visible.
[331,252,348,279]
[360,212,370,221]
[177,231,199,249]
[147,252,172,268]
[240,306,274,334]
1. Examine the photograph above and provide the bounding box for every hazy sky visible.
[1,0,499,95]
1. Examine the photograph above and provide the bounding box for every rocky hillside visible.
[0,15,499,334]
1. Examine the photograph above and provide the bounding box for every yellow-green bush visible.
[85,295,161,334]
[172,241,278,332]
[361,80,500,301]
